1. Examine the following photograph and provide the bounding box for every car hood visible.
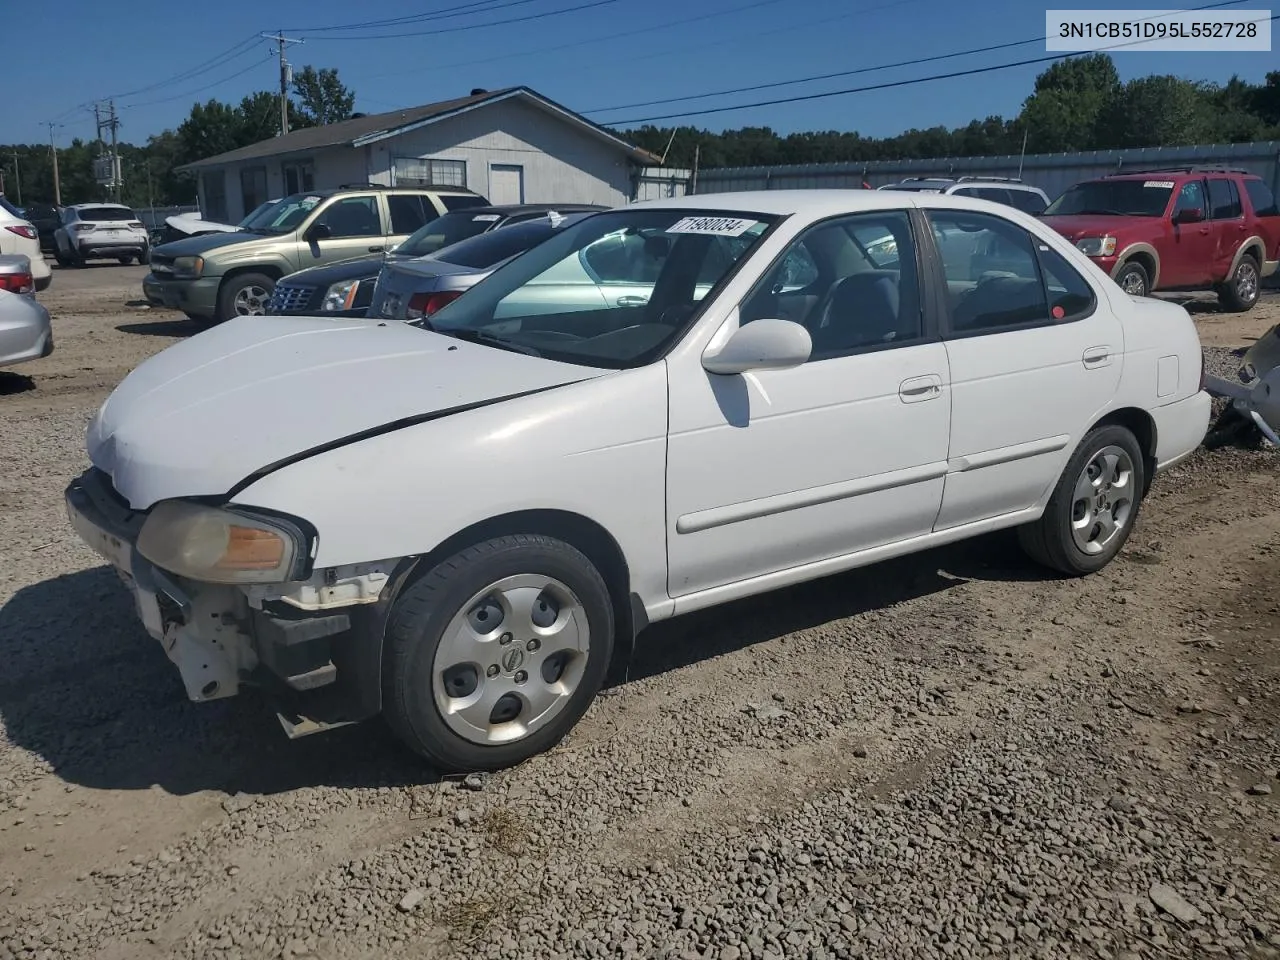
[1040,214,1160,241]
[151,231,259,258]
[87,315,609,509]
[281,252,408,287]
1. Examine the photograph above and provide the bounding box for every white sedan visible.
[65,190,1211,772]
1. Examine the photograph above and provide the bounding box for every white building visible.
[176,86,665,223]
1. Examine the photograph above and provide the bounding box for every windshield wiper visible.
[433,327,542,357]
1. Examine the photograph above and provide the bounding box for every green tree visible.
[291,66,356,126]
[1018,54,1122,152]
[1096,75,1218,149]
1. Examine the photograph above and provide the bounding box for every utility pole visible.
[46,122,62,206]
[93,101,122,202]
[261,31,304,137]
[11,152,21,207]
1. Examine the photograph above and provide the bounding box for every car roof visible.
[626,188,1032,218]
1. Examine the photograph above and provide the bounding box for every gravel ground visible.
[1,266,1279,960]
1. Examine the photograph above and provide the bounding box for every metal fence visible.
[632,167,693,202]
[690,140,1280,203]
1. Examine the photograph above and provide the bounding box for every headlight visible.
[173,255,204,279]
[322,278,362,312]
[1075,236,1117,257]
[137,501,312,585]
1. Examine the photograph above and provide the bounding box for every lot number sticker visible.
[472,214,501,221]
[1143,180,1176,188]
[667,216,759,236]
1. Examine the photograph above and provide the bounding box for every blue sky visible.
[12,0,1277,147]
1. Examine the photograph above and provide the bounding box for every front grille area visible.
[268,282,318,314]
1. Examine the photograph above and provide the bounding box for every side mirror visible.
[305,222,332,242]
[702,318,811,376]
[1173,207,1204,225]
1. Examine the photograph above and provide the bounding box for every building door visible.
[489,164,525,205]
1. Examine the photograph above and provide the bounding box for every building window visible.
[202,171,228,222]
[282,160,315,195]
[240,166,268,219]
[394,156,467,188]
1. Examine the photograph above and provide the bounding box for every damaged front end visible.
[64,467,405,739]
[1203,323,1280,450]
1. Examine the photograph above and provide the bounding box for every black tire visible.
[383,534,615,772]
[54,249,71,267]
[1218,253,1261,313]
[1018,424,1147,576]
[1113,260,1150,298]
[215,272,275,323]
[117,256,131,265]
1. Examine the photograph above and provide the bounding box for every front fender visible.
[229,362,671,610]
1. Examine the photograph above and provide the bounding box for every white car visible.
[54,203,150,266]
[65,190,1211,772]
[0,196,52,291]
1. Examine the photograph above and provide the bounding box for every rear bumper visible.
[78,241,147,258]
[1152,390,1213,473]
[0,295,53,367]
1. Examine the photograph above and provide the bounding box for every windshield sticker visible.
[667,216,759,237]
[1143,181,1175,189]
[472,214,501,221]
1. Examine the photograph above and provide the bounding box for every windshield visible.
[1044,179,1174,217]
[237,200,277,227]
[82,206,136,221]
[419,208,778,369]
[435,218,571,269]
[396,210,503,258]
[241,193,325,233]
[0,196,21,218]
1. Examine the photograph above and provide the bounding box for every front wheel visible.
[383,534,615,772]
[1218,253,1261,313]
[1018,424,1146,576]
[1114,261,1150,298]
[216,272,275,322]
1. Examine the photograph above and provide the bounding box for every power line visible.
[288,0,546,33]
[348,0,804,84]
[107,35,263,102]
[585,0,1254,115]
[299,0,620,40]
[118,53,277,110]
[598,10,1280,126]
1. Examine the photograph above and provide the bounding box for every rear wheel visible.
[383,534,614,772]
[1018,424,1146,576]
[1114,261,1150,298]
[1219,253,1260,313]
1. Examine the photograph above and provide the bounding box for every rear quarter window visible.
[1244,180,1279,217]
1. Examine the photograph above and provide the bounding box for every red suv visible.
[1041,166,1280,311]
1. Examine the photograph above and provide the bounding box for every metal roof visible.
[175,87,661,172]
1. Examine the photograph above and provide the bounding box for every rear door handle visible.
[368,245,384,252]
[899,374,942,402]
[1083,345,1112,369]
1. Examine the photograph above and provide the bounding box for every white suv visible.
[879,176,1050,215]
[0,196,52,290]
[54,203,150,266]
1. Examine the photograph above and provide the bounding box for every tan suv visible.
[143,184,489,322]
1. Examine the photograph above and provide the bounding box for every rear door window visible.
[1208,178,1243,220]
[440,194,490,212]
[388,195,436,234]
[1008,190,1048,214]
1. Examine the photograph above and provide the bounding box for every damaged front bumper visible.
[63,468,396,736]
[1203,323,1280,447]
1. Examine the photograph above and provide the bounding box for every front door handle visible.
[616,295,648,307]
[1083,345,1112,369]
[368,245,384,252]
[899,374,942,402]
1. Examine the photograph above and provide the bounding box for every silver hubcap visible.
[1120,270,1145,296]
[433,574,590,745]
[1237,262,1258,302]
[233,285,270,315]
[1070,445,1135,555]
